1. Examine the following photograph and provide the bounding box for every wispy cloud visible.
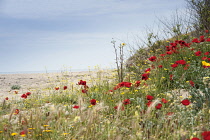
[0,0,186,19]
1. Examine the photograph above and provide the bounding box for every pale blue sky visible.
[0,0,187,72]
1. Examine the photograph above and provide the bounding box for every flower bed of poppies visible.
[0,32,209,140]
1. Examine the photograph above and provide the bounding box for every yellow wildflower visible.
[203,77,210,79]
[29,128,35,130]
[121,43,126,46]
[42,130,52,132]
[11,133,18,136]
[62,133,70,135]
[202,61,210,66]
[20,134,26,137]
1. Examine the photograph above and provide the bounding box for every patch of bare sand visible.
[0,70,114,101]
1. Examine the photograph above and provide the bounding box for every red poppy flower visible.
[205,30,209,33]
[166,46,172,51]
[135,80,141,87]
[63,86,67,90]
[120,82,132,87]
[26,92,31,96]
[207,38,210,42]
[82,89,88,93]
[189,80,195,87]
[200,36,205,42]
[155,103,162,109]
[161,98,168,103]
[14,109,19,115]
[146,95,154,100]
[114,106,117,109]
[202,57,208,60]
[148,56,157,62]
[5,97,9,100]
[171,63,178,68]
[160,54,166,57]
[90,99,97,105]
[55,87,59,90]
[170,74,173,80]
[145,68,151,72]
[22,120,26,125]
[191,138,200,140]
[202,131,210,140]
[166,51,173,55]
[114,106,125,111]
[73,105,80,109]
[20,130,26,135]
[142,73,150,80]
[175,60,186,65]
[21,94,27,99]
[181,99,190,106]
[195,51,202,56]
[113,85,120,90]
[123,99,131,105]
[204,52,209,55]
[192,38,200,43]
[158,65,163,68]
[123,82,132,88]
[146,101,152,107]
[118,82,132,88]
[78,80,86,85]
[203,66,210,68]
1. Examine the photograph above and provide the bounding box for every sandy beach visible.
[0,70,114,101]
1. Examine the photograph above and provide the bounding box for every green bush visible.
[11,85,21,90]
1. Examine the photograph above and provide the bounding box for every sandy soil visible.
[0,70,114,101]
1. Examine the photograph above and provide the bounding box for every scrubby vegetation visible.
[11,85,21,90]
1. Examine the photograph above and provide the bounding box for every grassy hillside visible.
[0,31,210,140]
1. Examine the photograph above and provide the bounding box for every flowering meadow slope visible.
[0,31,210,140]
